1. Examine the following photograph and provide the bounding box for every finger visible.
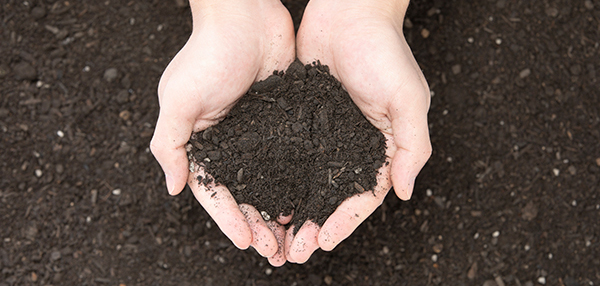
[150,109,193,196]
[388,95,432,200]
[239,204,278,258]
[266,221,287,267]
[276,212,293,225]
[288,221,321,263]
[188,168,252,250]
[318,158,392,251]
[284,225,296,263]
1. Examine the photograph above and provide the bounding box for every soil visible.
[188,62,386,230]
[1,0,599,285]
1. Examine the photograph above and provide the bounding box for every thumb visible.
[150,108,195,196]
[388,97,432,201]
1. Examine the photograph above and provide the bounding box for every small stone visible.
[521,201,538,221]
[112,189,121,195]
[568,165,577,175]
[119,110,131,121]
[596,157,600,166]
[492,231,500,238]
[538,277,546,285]
[55,164,64,174]
[103,68,118,82]
[328,197,338,205]
[467,262,478,279]
[291,122,303,133]
[552,168,560,176]
[14,62,37,81]
[432,243,443,253]
[519,68,531,78]
[483,279,498,286]
[116,90,129,103]
[545,7,558,17]
[324,275,333,285]
[31,6,47,20]
[404,18,413,29]
[265,268,273,275]
[353,182,365,192]
[50,251,61,261]
[260,211,271,221]
[452,64,462,75]
[585,0,594,10]
[207,151,221,161]
[34,169,43,178]
[421,28,430,38]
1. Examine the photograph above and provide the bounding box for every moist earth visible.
[188,62,386,230]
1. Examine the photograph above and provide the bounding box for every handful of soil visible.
[188,61,386,229]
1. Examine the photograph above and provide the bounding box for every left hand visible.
[285,0,432,263]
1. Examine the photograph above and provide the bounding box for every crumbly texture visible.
[189,61,387,229]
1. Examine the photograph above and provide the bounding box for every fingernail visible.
[165,173,174,195]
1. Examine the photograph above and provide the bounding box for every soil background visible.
[1,0,599,285]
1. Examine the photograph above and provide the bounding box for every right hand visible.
[149,0,295,266]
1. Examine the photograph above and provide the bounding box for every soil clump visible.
[188,61,387,228]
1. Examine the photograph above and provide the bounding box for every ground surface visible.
[1,0,599,285]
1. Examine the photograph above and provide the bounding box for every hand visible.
[286,0,432,263]
[149,0,295,266]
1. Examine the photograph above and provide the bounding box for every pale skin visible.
[150,0,431,266]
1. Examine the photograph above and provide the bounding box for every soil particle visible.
[13,62,37,81]
[189,61,386,229]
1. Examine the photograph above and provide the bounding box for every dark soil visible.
[189,62,386,229]
[1,0,599,285]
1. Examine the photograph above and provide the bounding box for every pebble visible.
[324,275,333,285]
[31,6,47,19]
[452,64,462,75]
[103,68,118,82]
[421,28,430,39]
[568,165,577,175]
[483,280,498,286]
[260,211,270,221]
[521,201,538,221]
[552,168,560,176]
[596,157,600,166]
[585,0,594,10]
[545,7,559,17]
[35,169,43,178]
[50,251,61,261]
[538,277,546,284]
[13,62,37,81]
[467,262,477,279]
[328,197,337,205]
[519,68,531,78]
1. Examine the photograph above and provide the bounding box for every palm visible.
[285,1,432,263]
[151,1,295,267]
